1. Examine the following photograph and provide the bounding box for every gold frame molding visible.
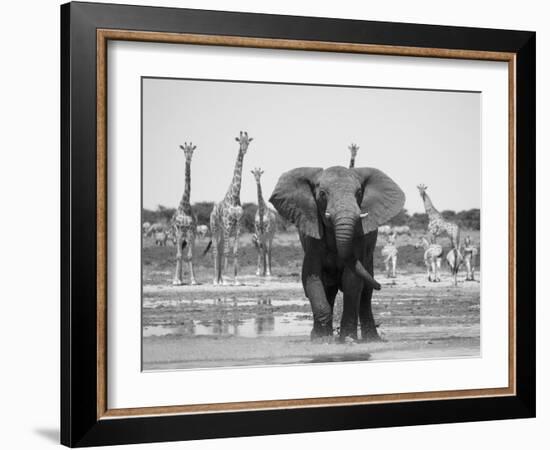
[96,29,517,420]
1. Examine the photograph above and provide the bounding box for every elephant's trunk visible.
[333,215,357,262]
[333,213,381,291]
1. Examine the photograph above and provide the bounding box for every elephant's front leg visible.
[340,268,362,341]
[302,251,332,339]
[358,247,381,342]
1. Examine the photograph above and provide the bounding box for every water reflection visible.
[255,314,275,334]
[144,312,311,338]
[143,294,315,338]
[143,295,307,309]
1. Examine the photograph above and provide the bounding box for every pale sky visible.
[142,77,480,214]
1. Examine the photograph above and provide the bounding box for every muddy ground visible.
[142,231,480,370]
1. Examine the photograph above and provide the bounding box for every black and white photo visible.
[141,77,481,370]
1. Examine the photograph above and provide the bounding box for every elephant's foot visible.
[310,322,333,341]
[338,325,358,343]
[311,335,335,344]
[360,326,383,342]
[337,334,358,344]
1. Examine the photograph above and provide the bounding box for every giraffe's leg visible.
[211,235,219,285]
[266,239,273,276]
[216,237,224,284]
[222,226,232,285]
[210,213,221,285]
[186,232,197,285]
[262,240,267,276]
[256,240,262,276]
[392,255,397,278]
[232,225,241,285]
[436,258,441,282]
[173,236,183,285]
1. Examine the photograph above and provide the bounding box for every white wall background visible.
[0,1,545,449]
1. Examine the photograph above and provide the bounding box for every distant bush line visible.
[142,205,480,233]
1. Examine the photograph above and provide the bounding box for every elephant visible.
[270,166,405,342]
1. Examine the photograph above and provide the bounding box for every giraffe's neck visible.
[178,157,192,213]
[349,157,355,169]
[422,192,439,217]
[256,180,266,228]
[224,149,245,205]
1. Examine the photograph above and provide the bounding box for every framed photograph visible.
[61,2,535,447]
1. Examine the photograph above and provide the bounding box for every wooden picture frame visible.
[61,1,535,447]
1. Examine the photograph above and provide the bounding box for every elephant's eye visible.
[319,190,327,200]
[355,189,362,203]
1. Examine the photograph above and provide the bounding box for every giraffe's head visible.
[250,167,264,182]
[417,183,428,199]
[348,143,359,158]
[179,142,196,160]
[235,131,253,154]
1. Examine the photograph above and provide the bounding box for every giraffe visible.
[380,232,398,278]
[348,143,359,168]
[417,184,461,249]
[251,167,278,276]
[462,235,478,281]
[171,142,197,285]
[209,131,253,285]
[415,236,443,282]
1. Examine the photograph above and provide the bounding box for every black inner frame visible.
[61,2,535,447]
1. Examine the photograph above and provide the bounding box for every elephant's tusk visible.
[359,212,368,218]
[350,259,381,290]
[325,212,331,219]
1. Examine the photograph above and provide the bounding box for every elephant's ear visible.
[353,167,406,235]
[269,167,323,239]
